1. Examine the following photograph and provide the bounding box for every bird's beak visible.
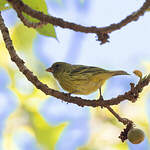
[46,67,53,73]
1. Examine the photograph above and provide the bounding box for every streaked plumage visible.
[46,62,129,95]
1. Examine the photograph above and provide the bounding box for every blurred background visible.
[0,0,150,150]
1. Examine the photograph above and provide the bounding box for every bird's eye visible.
[55,64,59,68]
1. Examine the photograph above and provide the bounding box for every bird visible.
[46,62,129,99]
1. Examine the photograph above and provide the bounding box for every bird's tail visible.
[112,70,130,76]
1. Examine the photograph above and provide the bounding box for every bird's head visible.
[46,62,71,78]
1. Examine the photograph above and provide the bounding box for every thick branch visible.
[7,0,150,34]
[0,12,150,108]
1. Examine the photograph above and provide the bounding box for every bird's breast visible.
[58,76,105,95]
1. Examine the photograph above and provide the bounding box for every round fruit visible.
[127,128,145,144]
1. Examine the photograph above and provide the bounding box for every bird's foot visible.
[64,93,72,104]
[98,95,104,108]
[65,93,72,99]
[99,95,104,101]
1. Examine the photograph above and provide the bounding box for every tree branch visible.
[7,0,150,43]
[1,0,150,141]
[0,11,149,141]
[15,8,47,28]
[0,12,149,109]
[106,106,133,125]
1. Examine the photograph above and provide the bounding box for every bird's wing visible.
[70,65,109,81]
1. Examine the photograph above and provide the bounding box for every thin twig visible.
[16,8,47,28]
[106,106,133,125]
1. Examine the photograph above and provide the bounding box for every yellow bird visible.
[46,62,129,98]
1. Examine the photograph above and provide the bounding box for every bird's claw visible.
[98,95,104,108]
[65,93,72,98]
[99,95,104,101]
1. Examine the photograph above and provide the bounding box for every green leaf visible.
[12,23,36,51]
[37,24,56,37]
[22,0,56,38]
[0,0,11,11]
[23,105,67,150]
